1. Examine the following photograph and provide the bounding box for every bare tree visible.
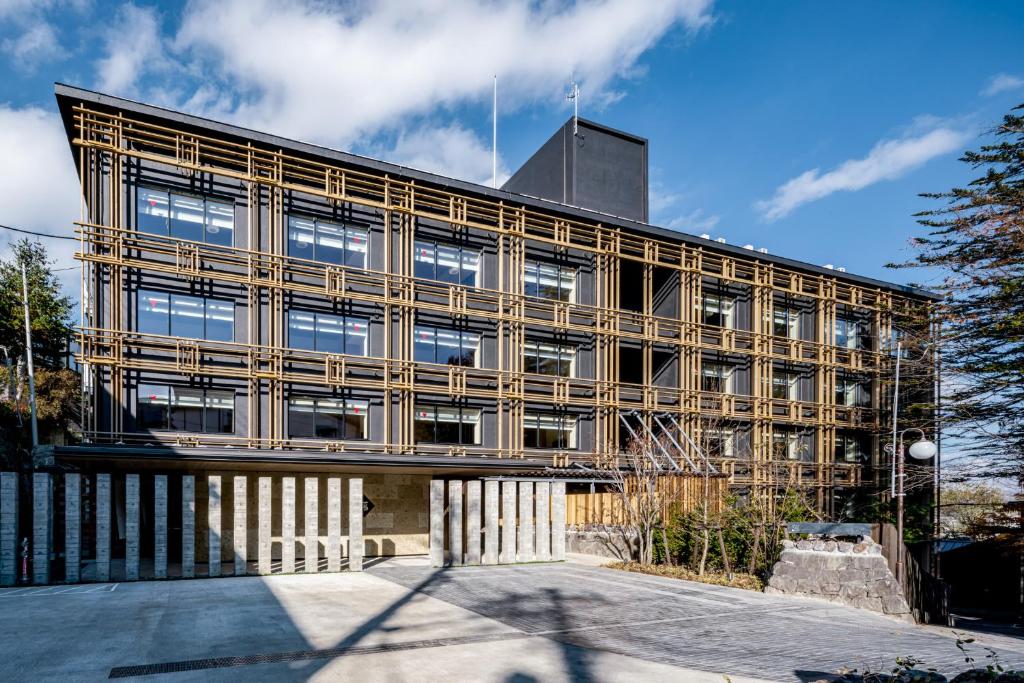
[607,436,664,565]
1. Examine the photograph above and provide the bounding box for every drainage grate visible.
[108,630,533,678]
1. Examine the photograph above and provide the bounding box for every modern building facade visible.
[53,83,934,548]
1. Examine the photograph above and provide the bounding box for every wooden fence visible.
[566,474,728,527]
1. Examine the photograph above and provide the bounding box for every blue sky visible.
[0,0,1022,292]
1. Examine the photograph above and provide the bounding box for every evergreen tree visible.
[893,104,1024,483]
[0,238,74,368]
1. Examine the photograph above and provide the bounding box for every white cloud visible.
[94,3,168,96]
[174,0,714,150]
[981,73,1024,97]
[382,124,509,187]
[2,21,60,68]
[756,126,970,222]
[664,208,720,232]
[0,106,81,292]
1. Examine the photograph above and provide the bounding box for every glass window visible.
[835,432,867,463]
[138,289,234,342]
[414,240,480,287]
[835,376,870,407]
[835,318,863,350]
[523,414,576,449]
[413,325,478,367]
[702,294,735,329]
[137,384,233,434]
[772,430,812,462]
[136,188,235,246]
[773,307,801,339]
[287,215,368,269]
[414,405,480,444]
[701,362,733,393]
[524,261,575,302]
[524,341,575,377]
[287,397,368,440]
[704,428,735,458]
[287,311,368,356]
[772,371,799,400]
[138,290,170,336]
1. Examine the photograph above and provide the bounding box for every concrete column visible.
[304,477,318,573]
[125,474,140,581]
[234,476,247,576]
[181,476,195,578]
[500,481,516,564]
[153,475,167,579]
[429,479,444,568]
[281,477,295,573]
[32,473,51,584]
[465,480,481,566]
[535,482,551,562]
[257,477,271,575]
[0,472,17,586]
[327,478,341,573]
[348,477,363,572]
[64,473,81,583]
[517,482,535,563]
[482,480,499,566]
[448,480,463,566]
[551,481,566,562]
[96,473,111,582]
[208,475,222,578]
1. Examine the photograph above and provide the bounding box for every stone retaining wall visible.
[566,527,636,561]
[766,537,913,622]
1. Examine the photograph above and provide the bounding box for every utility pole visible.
[21,264,38,449]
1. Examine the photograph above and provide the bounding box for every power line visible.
[0,223,76,241]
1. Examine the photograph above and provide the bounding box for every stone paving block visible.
[304,478,318,573]
[517,482,534,563]
[153,475,167,579]
[234,476,247,576]
[465,480,481,566]
[483,479,499,565]
[551,481,566,561]
[0,472,17,586]
[534,482,550,562]
[125,474,140,581]
[500,481,516,564]
[258,477,272,575]
[429,479,444,568]
[96,474,111,581]
[64,473,81,583]
[208,475,222,578]
[448,480,463,566]
[348,478,363,572]
[327,478,341,573]
[281,477,295,573]
[182,476,195,578]
[32,473,51,585]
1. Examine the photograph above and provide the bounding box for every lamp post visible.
[886,427,937,585]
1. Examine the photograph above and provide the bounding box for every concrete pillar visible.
[125,474,140,581]
[65,473,81,583]
[153,475,167,579]
[348,477,363,572]
[535,482,551,562]
[208,475,222,578]
[482,480,499,566]
[517,482,535,563]
[465,480,481,566]
[551,481,566,562]
[234,476,247,576]
[304,477,318,573]
[0,472,17,586]
[96,473,111,582]
[32,473,51,584]
[448,480,463,566]
[327,478,341,572]
[429,479,444,568]
[182,476,195,578]
[258,477,271,575]
[500,481,516,564]
[281,477,295,573]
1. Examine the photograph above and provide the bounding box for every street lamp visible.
[885,427,936,585]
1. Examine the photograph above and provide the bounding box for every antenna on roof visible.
[492,74,498,189]
[566,79,580,136]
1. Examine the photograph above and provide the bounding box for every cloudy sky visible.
[0,0,1022,294]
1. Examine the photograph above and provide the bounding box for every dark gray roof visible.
[53,82,937,299]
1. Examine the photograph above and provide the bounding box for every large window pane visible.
[138,290,169,335]
[206,392,234,433]
[315,313,345,354]
[316,220,345,265]
[435,244,461,285]
[414,327,436,363]
[458,332,478,367]
[288,398,317,438]
[137,384,169,429]
[169,387,204,432]
[461,250,480,287]
[169,195,204,242]
[205,201,234,247]
[288,311,317,351]
[314,398,345,438]
[205,299,234,342]
[345,227,368,268]
[137,188,168,235]
[414,407,435,443]
[414,241,436,280]
[288,216,316,258]
[170,294,205,339]
[345,318,368,356]
[344,400,368,439]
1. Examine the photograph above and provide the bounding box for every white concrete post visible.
[257,477,271,575]
[281,477,295,573]
[125,474,140,581]
[483,480,499,565]
[181,475,195,578]
[465,480,481,566]
[551,481,566,562]
[153,475,167,579]
[304,477,318,573]
[348,478,363,572]
[96,473,111,582]
[327,477,341,572]
[517,482,535,563]
[535,481,551,562]
[32,472,51,584]
[0,472,17,586]
[64,473,81,583]
[208,475,222,578]
[500,481,517,564]
[448,480,463,566]
[429,479,444,568]
[234,476,247,576]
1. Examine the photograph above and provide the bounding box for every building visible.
[51,84,935,564]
